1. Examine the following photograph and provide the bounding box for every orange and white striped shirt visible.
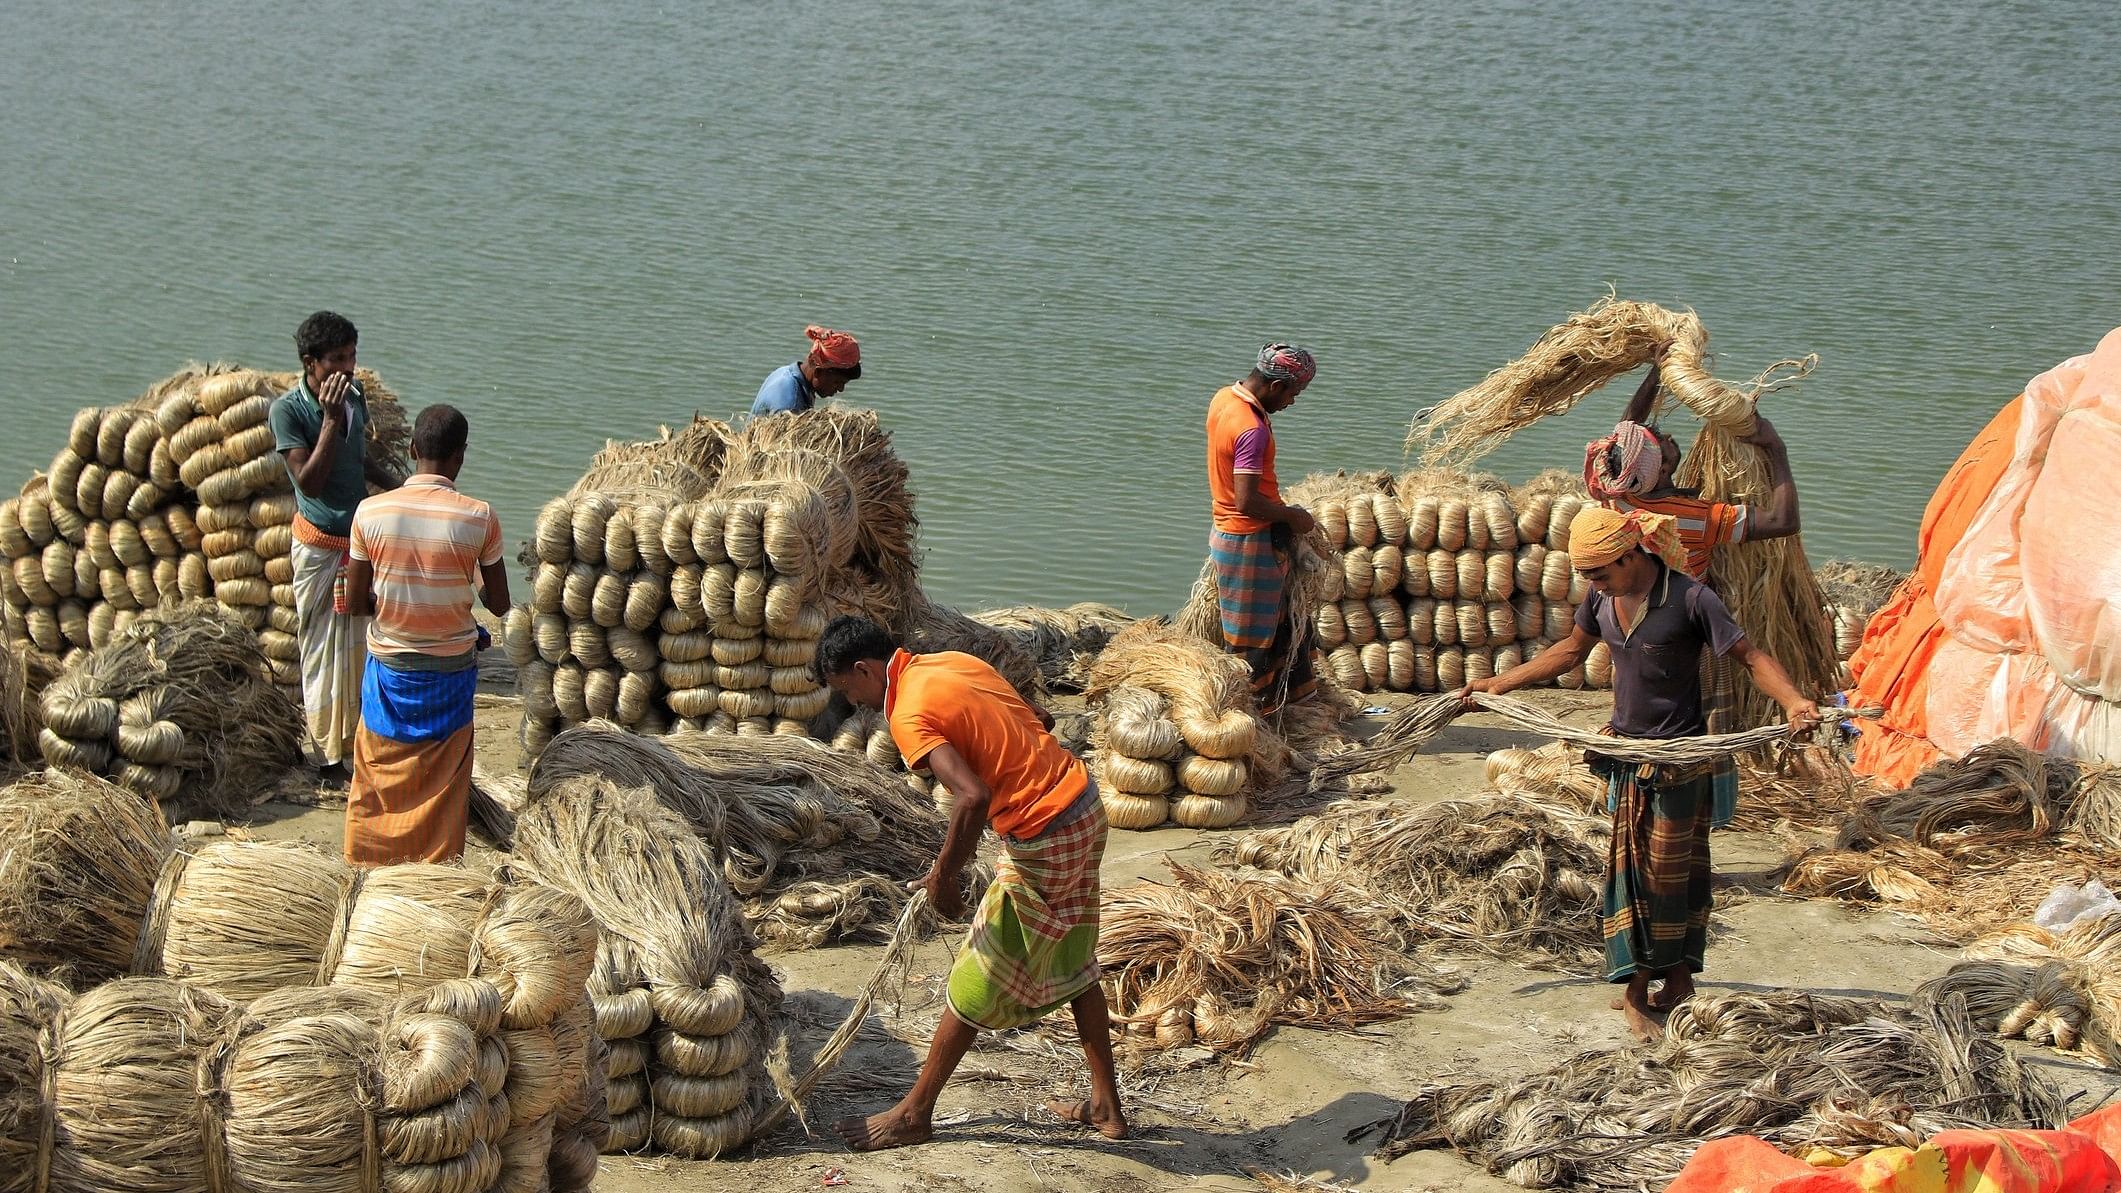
[1603,493,1747,581]
[349,475,503,658]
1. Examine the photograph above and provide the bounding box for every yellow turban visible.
[1568,506,1687,573]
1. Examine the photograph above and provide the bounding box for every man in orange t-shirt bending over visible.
[817,616,1124,1152]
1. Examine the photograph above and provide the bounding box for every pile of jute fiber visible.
[1226,794,1610,966]
[1414,295,1837,726]
[0,364,409,699]
[508,416,733,752]
[1085,619,1271,830]
[966,602,1135,693]
[1098,862,1467,1054]
[1354,990,2068,1191]
[35,599,302,811]
[1780,739,2121,938]
[0,768,608,1186]
[0,962,536,1193]
[525,720,970,950]
[506,726,786,1158]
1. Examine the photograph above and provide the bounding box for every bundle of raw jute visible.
[0,963,530,1193]
[0,770,608,1186]
[0,644,38,778]
[527,720,969,949]
[512,416,735,755]
[1353,991,2068,1191]
[1226,794,1611,966]
[35,599,303,811]
[506,762,784,1159]
[1914,959,2107,1065]
[1087,619,1275,829]
[0,362,409,698]
[1413,296,1834,727]
[1098,862,1466,1054]
[966,602,1135,693]
[1781,741,2121,924]
[1483,739,1870,832]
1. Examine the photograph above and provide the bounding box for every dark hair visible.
[813,616,897,683]
[412,404,469,461]
[294,311,358,362]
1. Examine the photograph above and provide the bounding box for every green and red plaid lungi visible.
[1597,758,1714,983]
[947,785,1109,1031]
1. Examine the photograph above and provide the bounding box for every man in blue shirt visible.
[269,310,402,780]
[751,324,862,416]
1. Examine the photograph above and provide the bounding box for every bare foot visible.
[1620,994,1665,1043]
[1651,974,1695,1010]
[1047,1097,1129,1140]
[836,1107,933,1152]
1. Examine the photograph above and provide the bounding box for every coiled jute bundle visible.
[35,599,302,813]
[0,961,536,1193]
[0,363,410,700]
[1085,620,1278,828]
[503,761,783,1159]
[0,768,608,1187]
[1410,296,1834,725]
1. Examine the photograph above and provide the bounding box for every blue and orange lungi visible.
[346,655,477,866]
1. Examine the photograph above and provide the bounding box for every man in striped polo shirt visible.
[343,405,511,865]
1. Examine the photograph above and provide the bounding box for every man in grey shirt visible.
[269,310,400,779]
[1460,506,1818,1042]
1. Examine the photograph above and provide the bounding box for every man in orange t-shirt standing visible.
[817,616,1125,1152]
[1206,342,1319,711]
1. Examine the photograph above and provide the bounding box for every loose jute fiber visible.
[1354,990,2068,1191]
[1098,862,1466,1054]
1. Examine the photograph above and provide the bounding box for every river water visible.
[3,0,2116,613]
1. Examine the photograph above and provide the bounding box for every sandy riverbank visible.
[224,647,2121,1193]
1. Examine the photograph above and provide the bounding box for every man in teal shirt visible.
[270,310,401,779]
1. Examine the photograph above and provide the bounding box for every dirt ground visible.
[236,656,2119,1193]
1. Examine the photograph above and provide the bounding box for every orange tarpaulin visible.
[1848,395,2025,786]
[1664,1104,2121,1193]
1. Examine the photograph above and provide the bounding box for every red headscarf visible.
[805,325,861,370]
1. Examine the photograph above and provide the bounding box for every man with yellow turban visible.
[1460,506,1818,1042]
[1588,358,1805,830]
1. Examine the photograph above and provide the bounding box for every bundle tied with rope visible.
[1353,990,2069,1191]
[1413,295,1836,727]
[0,363,409,698]
[505,728,787,1159]
[0,768,609,1188]
[0,961,536,1193]
[35,599,303,812]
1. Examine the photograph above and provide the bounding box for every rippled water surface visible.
[3,0,2117,612]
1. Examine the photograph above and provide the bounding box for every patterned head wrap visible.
[1568,506,1687,573]
[1256,342,1317,387]
[1583,421,1664,499]
[805,325,861,370]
